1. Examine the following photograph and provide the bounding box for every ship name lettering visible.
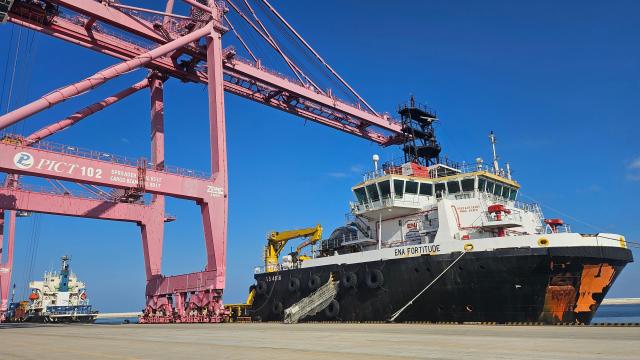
[265,275,281,282]
[395,244,440,257]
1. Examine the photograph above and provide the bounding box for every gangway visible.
[283,275,339,324]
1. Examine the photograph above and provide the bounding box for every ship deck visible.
[1,323,639,359]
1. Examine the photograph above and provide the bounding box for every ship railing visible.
[544,223,572,234]
[361,157,507,182]
[483,211,524,224]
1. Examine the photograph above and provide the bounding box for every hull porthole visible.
[538,238,549,247]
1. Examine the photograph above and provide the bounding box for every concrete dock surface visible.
[1,323,639,360]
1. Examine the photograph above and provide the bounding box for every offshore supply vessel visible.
[5,256,98,323]
[248,98,633,324]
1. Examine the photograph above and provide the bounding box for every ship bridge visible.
[350,159,520,220]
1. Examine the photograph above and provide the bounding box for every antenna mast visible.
[489,131,499,174]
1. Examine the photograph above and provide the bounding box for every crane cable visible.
[0,24,15,115]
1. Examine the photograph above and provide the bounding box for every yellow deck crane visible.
[224,224,323,322]
[265,224,323,272]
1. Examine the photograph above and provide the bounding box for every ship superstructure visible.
[22,256,97,323]
[249,98,633,324]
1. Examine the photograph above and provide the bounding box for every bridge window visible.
[509,189,518,200]
[405,181,419,194]
[378,180,391,199]
[394,179,405,198]
[366,184,380,202]
[447,180,461,194]
[419,182,433,196]
[486,181,495,194]
[478,178,486,192]
[461,178,475,192]
[435,182,446,196]
[354,187,368,204]
[493,183,503,196]
[501,186,510,198]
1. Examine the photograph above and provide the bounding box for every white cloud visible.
[629,157,640,170]
[327,172,348,178]
[627,173,640,182]
[350,164,365,174]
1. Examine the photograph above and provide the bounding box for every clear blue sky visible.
[0,0,638,311]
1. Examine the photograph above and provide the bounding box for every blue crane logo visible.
[13,151,34,169]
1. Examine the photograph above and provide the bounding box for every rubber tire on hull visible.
[256,281,268,294]
[324,299,340,318]
[366,269,384,289]
[342,271,357,288]
[288,277,300,292]
[272,301,283,315]
[308,274,321,290]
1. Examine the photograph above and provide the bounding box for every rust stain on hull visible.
[542,285,576,322]
[575,264,615,313]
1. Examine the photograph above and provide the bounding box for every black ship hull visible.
[250,246,633,324]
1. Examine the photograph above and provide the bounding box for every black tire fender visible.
[272,301,284,314]
[324,299,340,318]
[288,277,300,292]
[342,271,358,288]
[256,281,268,295]
[308,274,321,290]
[365,269,384,289]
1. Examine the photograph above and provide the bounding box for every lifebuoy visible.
[272,301,284,314]
[324,299,340,318]
[308,274,321,290]
[342,271,358,288]
[256,281,268,295]
[288,277,300,292]
[366,269,384,289]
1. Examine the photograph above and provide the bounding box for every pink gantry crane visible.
[0,0,404,323]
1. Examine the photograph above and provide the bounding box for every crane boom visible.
[3,1,403,144]
[265,224,322,272]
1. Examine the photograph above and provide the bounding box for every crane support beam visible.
[0,210,16,319]
[26,78,151,144]
[0,22,213,130]
[0,185,148,223]
[0,142,217,201]
[47,0,170,44]
[5,7,402,144]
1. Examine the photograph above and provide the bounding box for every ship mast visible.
[398,96,440,166]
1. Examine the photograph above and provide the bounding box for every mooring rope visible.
[388,250,468,322]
